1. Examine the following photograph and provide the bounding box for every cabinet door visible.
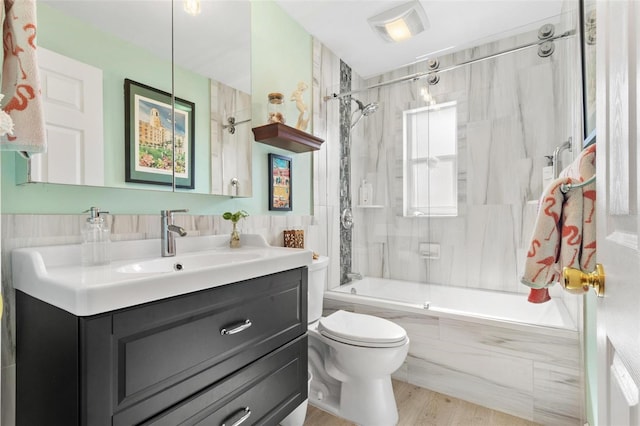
[144,335,308,426]
[111,268,307,426]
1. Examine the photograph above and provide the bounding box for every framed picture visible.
[268,153,292,211]
[124,78,195,189]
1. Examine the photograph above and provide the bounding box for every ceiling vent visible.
[368,0,429,43]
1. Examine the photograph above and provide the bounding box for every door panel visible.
[35,47,103,186]
[596,0,640,424]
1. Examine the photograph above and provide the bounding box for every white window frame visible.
[402,101,458,217]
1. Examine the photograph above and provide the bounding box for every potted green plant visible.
[222,210,249,248]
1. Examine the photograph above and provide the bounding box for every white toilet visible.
[303,256,409,425]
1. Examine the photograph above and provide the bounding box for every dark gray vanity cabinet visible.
[17,267,308,426]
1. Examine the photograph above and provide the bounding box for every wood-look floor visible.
[303,380,541,426]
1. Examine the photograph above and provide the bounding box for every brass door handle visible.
[562,264,605,297]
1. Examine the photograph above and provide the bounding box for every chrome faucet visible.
[346,272,363,281]
[161,209,188,257]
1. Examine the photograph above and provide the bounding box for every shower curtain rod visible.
[323,29,576,101]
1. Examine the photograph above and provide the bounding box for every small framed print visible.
[268,153,292,211]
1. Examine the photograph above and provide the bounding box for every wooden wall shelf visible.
[252,123,324,153]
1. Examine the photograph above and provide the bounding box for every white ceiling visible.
[275,0,565,79]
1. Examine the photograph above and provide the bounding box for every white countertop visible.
[12,234,313,316]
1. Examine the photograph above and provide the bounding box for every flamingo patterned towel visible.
[0,0,46,154]
[521,144,596,302]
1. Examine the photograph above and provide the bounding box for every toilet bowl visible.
[309,310,409,425]
[302,256,410,426]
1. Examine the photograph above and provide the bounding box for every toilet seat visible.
[318,310,407,348]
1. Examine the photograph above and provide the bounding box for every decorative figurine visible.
[290,81,310,131]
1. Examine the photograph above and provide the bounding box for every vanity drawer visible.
[110,267,307,424]
[143,335,308,426]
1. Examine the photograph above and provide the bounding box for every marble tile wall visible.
[0,213,315,425]
[312,39,342,290]
[323,298,583,425]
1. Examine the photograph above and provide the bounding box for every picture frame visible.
[124,78,195,189]
[268,153,292,211]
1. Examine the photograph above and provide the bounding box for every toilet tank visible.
[307,256,329,323]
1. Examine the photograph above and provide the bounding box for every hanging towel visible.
[558,143,596,272]
[521,144,596,302]
[0,0,46,154]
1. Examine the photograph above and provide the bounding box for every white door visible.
[34,47,104,185]
[596,0,640,424]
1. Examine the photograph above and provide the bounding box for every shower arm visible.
[552,138,572,179]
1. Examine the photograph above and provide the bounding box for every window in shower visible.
[403,101,458,217]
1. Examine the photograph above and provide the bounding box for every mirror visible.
[172,0,252,196]
[582,0,596,138]
[26,0,251,195]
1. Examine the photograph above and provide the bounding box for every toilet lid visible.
[318,310,407,348]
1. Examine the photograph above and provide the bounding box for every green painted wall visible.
[1,1,312,216]
[245,0,313,216]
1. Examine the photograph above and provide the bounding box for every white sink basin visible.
[12,234,312,316]
[116,252,261,274]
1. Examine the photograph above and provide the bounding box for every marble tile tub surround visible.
[312,27,582,325]
[311,24,584,425]
[323,298,583,425]
[0,213,316,425]
[343,23,582,306]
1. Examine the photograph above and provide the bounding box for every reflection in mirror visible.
[26,0,173,191]
[173,0,252,196]
[582,0,596,137]
[25,0,251,195]
[210,84,252,196]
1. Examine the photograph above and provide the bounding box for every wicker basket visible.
[283,230,304,249]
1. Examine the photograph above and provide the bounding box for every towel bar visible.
[560,174,596,193]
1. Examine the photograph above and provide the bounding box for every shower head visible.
[362,102,379,116]
[350,97,379,128]
[353,98,379,115]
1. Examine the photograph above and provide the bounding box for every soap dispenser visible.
[81,207,111,266]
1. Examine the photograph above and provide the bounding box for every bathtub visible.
[329,277,576,330]
[323,277,583,425]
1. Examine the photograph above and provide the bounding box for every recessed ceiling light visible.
[368,0,429,43]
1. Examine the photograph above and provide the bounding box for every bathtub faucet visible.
[346,272,363,281]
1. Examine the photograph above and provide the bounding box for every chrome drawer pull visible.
[220,319,252,335]
[221,407,251,426]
